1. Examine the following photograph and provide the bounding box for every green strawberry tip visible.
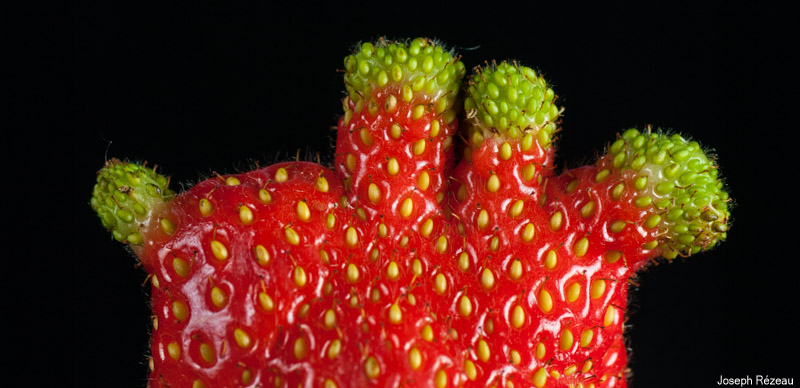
[91,158,174,245]
[464,60,561,148]
[605,128,731,259]
[342,37,465,122]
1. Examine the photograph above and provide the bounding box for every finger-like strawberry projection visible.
[91,37,730,387]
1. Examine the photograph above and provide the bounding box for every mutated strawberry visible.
[91,38,730,388]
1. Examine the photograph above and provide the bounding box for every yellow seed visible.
[409,347,422,370]
[151,274,159,289]
[422,324,434,342]
[485,317,495,335]
[160,218,176,235]
[566,179,579,194]
[211,240,228,260]
[580,201,596,218]
[435,235,448,253]
[480,268,495,290]
[509,259,523,280]
[499,142,513,160]
[386,157,400,176]
[464,359,477,380]
[591,279,607,299]
[564,365,577,376]
[522,163,536,181]
[511,305,525,328]
[324,379,337,388]
[237,206,254,225]
[412,104,426,120]
[550,211,563,231]
[604,305,617,327]
[412,259,423,276]
[148,357,154,371]
[167,341,180,360]
[436,191,445,203]
[360,127,374,147]
[345,154,356,172]
[254,244,270,267]
[417,171,430,190]
[293,266,307,287]
[367,183,381,203]
[324,309,336,329]
[435,369,447,388]
[567,282,581,303]
[327,339,341,359]
[200,342,215,363]
[434,273,447,295]
[172,301,188,321]
[387,261,399,280]
[420,218,434,237]
[612,182,625,200]
[610,220,627,233]
[199,198,214,216]
[509,199,524,217]
[407,293,416,306]
[538,289,553,313]
[544,250,557,270]
[258,189,272,204]
[369,247,379,262]
[477,209,489,229]
[378,222,387,237]
[316,176,329,192]
[413,139,427,155]
[234,328,252,349]
[294,336,308,360]
[346,226,358,248]
[298,303,310,319]
[284,227,300,246]
[152,316,158,330]
[533,367,548,387]
[172,257,189,277]
[347,263,360,283]
[458,295,473,317]
[389,303,403,324]
[605,250,623,264]
[574,237,589,257]
[582,360,594,373]
[535,342,546,360]
[430,119,441,137]
[458,252,470,271]
[522,222,535,242]
[225,176,240,186]
[560,328,574,350]
[487,174,501,193]
[400,197,414,218]
[390,122,403,139]
[642,240,659,250]
[510,349,521,365]
[274,168,288,182]
[595,169,611,183]
[580,328,594,347]
[210,286,227,308]
[364,356,381,379]
[477,339,491,362]
[490,236,500,251]
[258,292,274,312]
[456,184,468,202]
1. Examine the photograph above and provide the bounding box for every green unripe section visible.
[343,37,465,112]
[91,159,174,245]
[608,129,731,258]
[464,61,560,147]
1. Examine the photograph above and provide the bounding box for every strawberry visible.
[91,38,730,387]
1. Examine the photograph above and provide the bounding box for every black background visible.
[12,2,795,387]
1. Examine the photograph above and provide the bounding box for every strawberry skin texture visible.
[91,38,730,388]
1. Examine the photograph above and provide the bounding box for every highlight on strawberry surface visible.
[91,37,730,387]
